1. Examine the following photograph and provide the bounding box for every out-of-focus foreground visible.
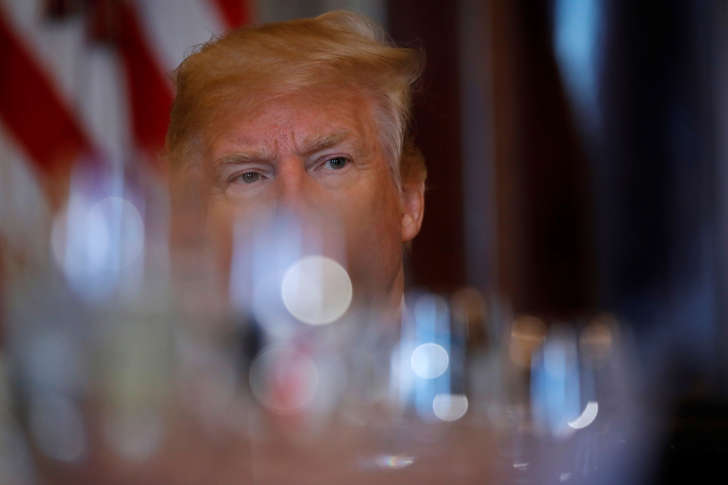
[1,1,727,484]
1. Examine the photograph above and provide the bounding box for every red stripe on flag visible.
[0,6,93,174]
[209,0,250,29]
[116,1,173,165]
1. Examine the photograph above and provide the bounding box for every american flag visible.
[0,0,247,194]
[0,0,252,277]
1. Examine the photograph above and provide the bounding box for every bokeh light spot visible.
[51,196,144,299]
[249,346,319,414]
[432,393,469,421]
[410,343,449,379]
[89,196,145,265]
[280,255,352,325]
[567,401,598,429]
[373,454,415,469]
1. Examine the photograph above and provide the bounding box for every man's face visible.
[198,88,423,317]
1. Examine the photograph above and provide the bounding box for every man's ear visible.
[400,176,425,243]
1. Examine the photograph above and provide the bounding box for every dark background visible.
[388,1,728,481]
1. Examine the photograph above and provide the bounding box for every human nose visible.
[274,157,314,216]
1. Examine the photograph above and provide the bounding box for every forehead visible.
[204,88,383,156]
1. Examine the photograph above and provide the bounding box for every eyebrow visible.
[299,131,353,157]
[213,149,274,166]
[212,131,356,167]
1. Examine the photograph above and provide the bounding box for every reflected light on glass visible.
[530,332,581,436]
[51,201,110,282]
[410,342,449,379]
[450,287,486,324]
[280,255,352,325]
[90,196,145,263]
[51,195,145,300]
[25,332,84,393]
[509,315,547,368]
[567,401,599,430]
[432,393,468,422]
[0,360,35,485]
[29,394,86,463]
[232,215,306,334]
[249,346,319,414]
[373,454,415,470]
[104,412,163,462]
[580,314,615,362]
[554,0,601,127]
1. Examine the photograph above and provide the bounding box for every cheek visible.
[337,183,403,283]
[205,196,271,277]
[204,198,235,280]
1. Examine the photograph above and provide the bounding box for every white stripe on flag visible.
[0,128,51,260]
[134,0,227,74]
[0,0,104,164]
[75,46,131,168]
[0,0,88,116]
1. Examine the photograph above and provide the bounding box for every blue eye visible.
[234,171,262,184]
[325,157,349,170]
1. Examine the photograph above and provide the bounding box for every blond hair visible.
[165,10,425,184]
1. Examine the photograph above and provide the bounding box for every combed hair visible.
[165,10,425,184]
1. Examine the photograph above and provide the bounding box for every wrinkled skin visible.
[178,88,424,323]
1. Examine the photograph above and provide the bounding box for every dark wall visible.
[388,0,466,293]
[487,0,597,318]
